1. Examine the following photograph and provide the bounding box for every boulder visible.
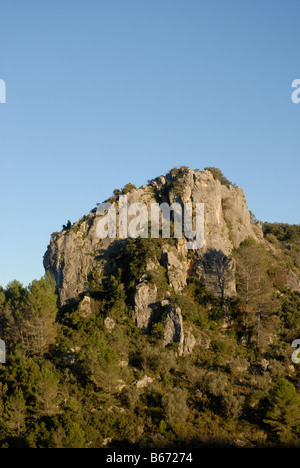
[134,376,154,388]
[104,317,116,332]
[78,295,93,318]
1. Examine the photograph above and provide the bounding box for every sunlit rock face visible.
[44,167,264,308]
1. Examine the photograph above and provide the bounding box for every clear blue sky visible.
[0,0,299,287]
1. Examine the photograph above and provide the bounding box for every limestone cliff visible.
[44,168,263,310]
[44,167,264,310]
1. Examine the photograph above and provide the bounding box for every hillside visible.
[0,166,300,448]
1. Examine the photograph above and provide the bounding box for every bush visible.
[204,167,235,187]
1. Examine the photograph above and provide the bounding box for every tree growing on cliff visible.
[203,249,234,316]
[204,167,235,187]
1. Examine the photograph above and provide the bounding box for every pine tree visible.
[234,239,278,349]
[4,388,27,436]
[31,364,60,417]
[23,272,58,357]
[264,379,300,445]
[79,332,120,393]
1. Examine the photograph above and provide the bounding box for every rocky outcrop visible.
[134,376,154,389]
[44,168,265,307]
[104,317,116,332]
[162,245,187,293]
[161,300,184,351]
[160,300,196,356]
[78,296,93,318]
[182,330,196,356]
[133,282,158,331]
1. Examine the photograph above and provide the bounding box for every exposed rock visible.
[160,299,170,308]
[260,359,270,372]
[116,380,126,392]
[287,364,296,375]
[44,220,116,307]
[182,330,196,356]
[133,282,158,331]
[119,360,128,367]
[44,168,265,307]
[102,437,112,446]
[108,405,126,413]
[233,439,247,447]
[134,376,154,388]
[162,246,187,293]
[78,295,93,318]
[104,317,116,332]
[161,300,184,354]
[240,336,248,346]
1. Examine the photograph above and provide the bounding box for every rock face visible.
[160,300,196,356]
[133,282,158,331]
[134,376,154,388]
[182,330,196,356]
[161,300,184,351]
[44,168,264,307]
[162,245,187,293]
[78,296,93,318]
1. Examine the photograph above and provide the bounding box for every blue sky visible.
[0,0,299,287]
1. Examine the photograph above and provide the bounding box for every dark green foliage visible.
[0,215,299,447]
[121,183,137,194]
[62,220,72,231]
[279,291,300,331]
[169,294,202,323]
[110,238,162,291]
[147,266,169,293]
[186,277,223,323]
[264,379,300,444]
[263,222,300,245]
[0,273,57,357]
[78,332,121,392]
[263,222,300,274]
[204,167,235,187]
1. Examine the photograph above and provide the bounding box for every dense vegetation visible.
[0,228,299,448]
[263,222,300,278]
[203,167,236,187]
